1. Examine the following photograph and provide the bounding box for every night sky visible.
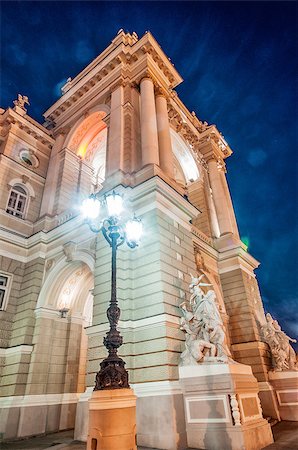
[1,1,297,346]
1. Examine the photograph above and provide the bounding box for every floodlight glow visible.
[106,191,123,217]
[126,217,142,243]
[81,196,101,219]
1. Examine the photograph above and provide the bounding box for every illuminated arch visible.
[170,128,200,185]
[65,108,109,185]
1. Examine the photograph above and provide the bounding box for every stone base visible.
[179,363,273,450]
[87,388,137,450]
[268,370,298,421]
[135,383,186,450]
[75,381,187,450]
[0,393,78,440]
[258,382,281,421]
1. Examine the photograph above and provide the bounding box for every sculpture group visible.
[179,274,232,365]
[262,313,297,371]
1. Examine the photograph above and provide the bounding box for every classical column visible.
[155,93,173,178]
[140,77,159,167]
[207,158,233,236]
[106,85,124,176]
[219,168,240,238]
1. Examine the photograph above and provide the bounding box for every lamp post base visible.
[87,388,137,450]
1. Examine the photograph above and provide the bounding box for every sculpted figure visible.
[13,94,30,110]
[262,313,297,371]
[179,274,233,365]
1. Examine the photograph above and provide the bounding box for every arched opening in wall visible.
[35,261,94,395]
[170,128,200,187]
[67,111,108,192]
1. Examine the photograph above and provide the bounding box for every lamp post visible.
[82,191,142,390]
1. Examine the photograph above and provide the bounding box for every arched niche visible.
[36,257,94,321]
[65,109,109,187]
[170,128,200,186]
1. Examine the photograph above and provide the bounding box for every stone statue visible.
[13,94,30,111]
[179,274,233,365]
[262,313,297,371]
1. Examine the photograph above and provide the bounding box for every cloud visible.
[247,148,268,167]
[6,43,27,66]
[74,40,94,64]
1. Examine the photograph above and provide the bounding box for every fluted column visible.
[140,77,159,167]
[155,93,174,178]
[207,159,233,236]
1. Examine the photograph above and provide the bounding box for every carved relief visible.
[194,247,209,273]
[179,274,233,366]
[262,313,297,371]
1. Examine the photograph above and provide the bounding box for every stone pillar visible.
[187,179,213,237]
[155,93,173,178]
[207,158,234,236]
[78,159,93,200]
[53,148,81,214]
[140,77,159,167]
[40,132,66,216]
[106,85,124,177]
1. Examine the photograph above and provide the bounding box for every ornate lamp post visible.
[82,191,142,390]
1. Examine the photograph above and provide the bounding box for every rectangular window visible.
[0,273,12,310]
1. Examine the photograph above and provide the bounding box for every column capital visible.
[198,126,232,163]
[154,85,168,99]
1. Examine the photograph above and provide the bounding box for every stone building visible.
[0,31,293,448]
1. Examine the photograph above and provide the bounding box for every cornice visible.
[0,108,54,147]
[198,126,233,161]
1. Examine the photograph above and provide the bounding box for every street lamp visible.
[81,190,142,390]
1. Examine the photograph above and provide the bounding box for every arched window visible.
[6,185,28,218]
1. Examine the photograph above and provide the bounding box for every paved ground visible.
[262,421,298,450]
[1,421,297,450]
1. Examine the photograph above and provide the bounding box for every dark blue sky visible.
[1,1,297,345]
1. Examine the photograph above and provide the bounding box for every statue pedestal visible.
[179,363,273,450]
[268,370,298,421]
[87,388,137,450]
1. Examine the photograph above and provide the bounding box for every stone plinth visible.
[268,370,298,421]
[87,388,137,450]
[179,363,273,450]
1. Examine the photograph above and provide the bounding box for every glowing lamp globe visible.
[81,195,101,219]
[126,217,143,244]
[106,191,123,217]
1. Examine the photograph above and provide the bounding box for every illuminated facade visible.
[0,31,292,447]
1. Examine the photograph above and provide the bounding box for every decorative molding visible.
[230,394,241,426]
[0,345,33,358]
[86,313,180,336]
[238,393,262,423]
[185,394,230,424]
[276,389,298,406]
[0,392,80,409]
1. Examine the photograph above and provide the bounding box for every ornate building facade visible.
[0,31,295,448]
